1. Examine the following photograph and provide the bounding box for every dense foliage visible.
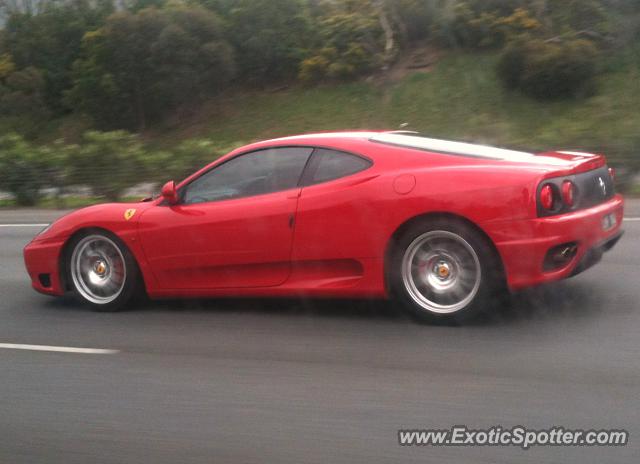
[217,0,312,84]
[299,0,385,82]
[497,38,600,99]
[0,0,639,204]
[0,0,637,131]
[0,133,52,205]
[3,0,113,112]
[66,5,234,130]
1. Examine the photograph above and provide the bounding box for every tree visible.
[3,0,114,112]
[67,5,234,130]
[0,59,50,135]
[222,0,312,83]
[0,0,55,16]
[387,0,439,44]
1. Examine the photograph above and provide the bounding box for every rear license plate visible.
[602,212,616,231]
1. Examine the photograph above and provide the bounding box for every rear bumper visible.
[23,237,66,296]
[570,230,623,277]
[483,194,624,290]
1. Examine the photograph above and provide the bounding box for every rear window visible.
[306,148,372,184]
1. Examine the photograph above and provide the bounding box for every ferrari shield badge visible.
[124,208,137,221]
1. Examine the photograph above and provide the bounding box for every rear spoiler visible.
[537,151,606,176]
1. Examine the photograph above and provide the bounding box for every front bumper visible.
[483,194,624,290]
[23,237,66,296]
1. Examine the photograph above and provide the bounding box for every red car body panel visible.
[138,188,298,290]
[24,131,624,299]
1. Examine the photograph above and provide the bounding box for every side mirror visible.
[161,180,179,205]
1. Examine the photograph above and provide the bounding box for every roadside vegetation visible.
[0,0,639,206]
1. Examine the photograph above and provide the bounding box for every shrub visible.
[493,8,542,43]
[440,3,542,49]
[301,42,376,83]
[299,54,332,84]
[448,2,502,49]
[299,1,384,83]
[496,40,527,90]
[0,134,51,205]
[497,39,600,100]
[65,131,149,201]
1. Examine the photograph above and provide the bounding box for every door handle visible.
[288,214,295,229]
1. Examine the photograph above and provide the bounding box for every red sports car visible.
[23,132,624,322]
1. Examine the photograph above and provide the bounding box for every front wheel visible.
[67,231,140,312]
[390,219,503,323]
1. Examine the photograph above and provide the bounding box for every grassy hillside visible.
[5,49,635,210]
[143,51,640,171]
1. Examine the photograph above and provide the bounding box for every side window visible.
[307,148,372,185]
[182,147,313,204]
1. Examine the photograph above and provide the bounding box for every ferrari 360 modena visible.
[23,131,624,322]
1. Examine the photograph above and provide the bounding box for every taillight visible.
[608,167,615,182]
[561,181,575,207]
[540,184,555,210]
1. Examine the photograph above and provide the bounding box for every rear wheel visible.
[67,231,140,312]
[390,218,503,323]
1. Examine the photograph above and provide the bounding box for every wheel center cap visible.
[434,261,451,280]
[94,260,107,276]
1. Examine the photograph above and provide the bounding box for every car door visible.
[138,146,313,290]
[292,148,377,264]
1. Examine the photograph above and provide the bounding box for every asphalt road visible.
[1,205,640,463]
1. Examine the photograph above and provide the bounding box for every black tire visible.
[389,218,504,324]
[65,229,141,312]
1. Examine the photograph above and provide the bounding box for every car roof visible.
[261,131,379,144]
[254,131,532,160]
[252,131,570,167]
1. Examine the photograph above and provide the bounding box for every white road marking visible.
[624,218,640,222]
[0,224,49,227]
[0,343,119,354]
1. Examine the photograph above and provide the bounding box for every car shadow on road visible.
[487,280,606,325]
[43,280,606,327]
[143,296,406,321]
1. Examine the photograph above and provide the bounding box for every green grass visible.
[146,82,388,148]
[145,51,640,170]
